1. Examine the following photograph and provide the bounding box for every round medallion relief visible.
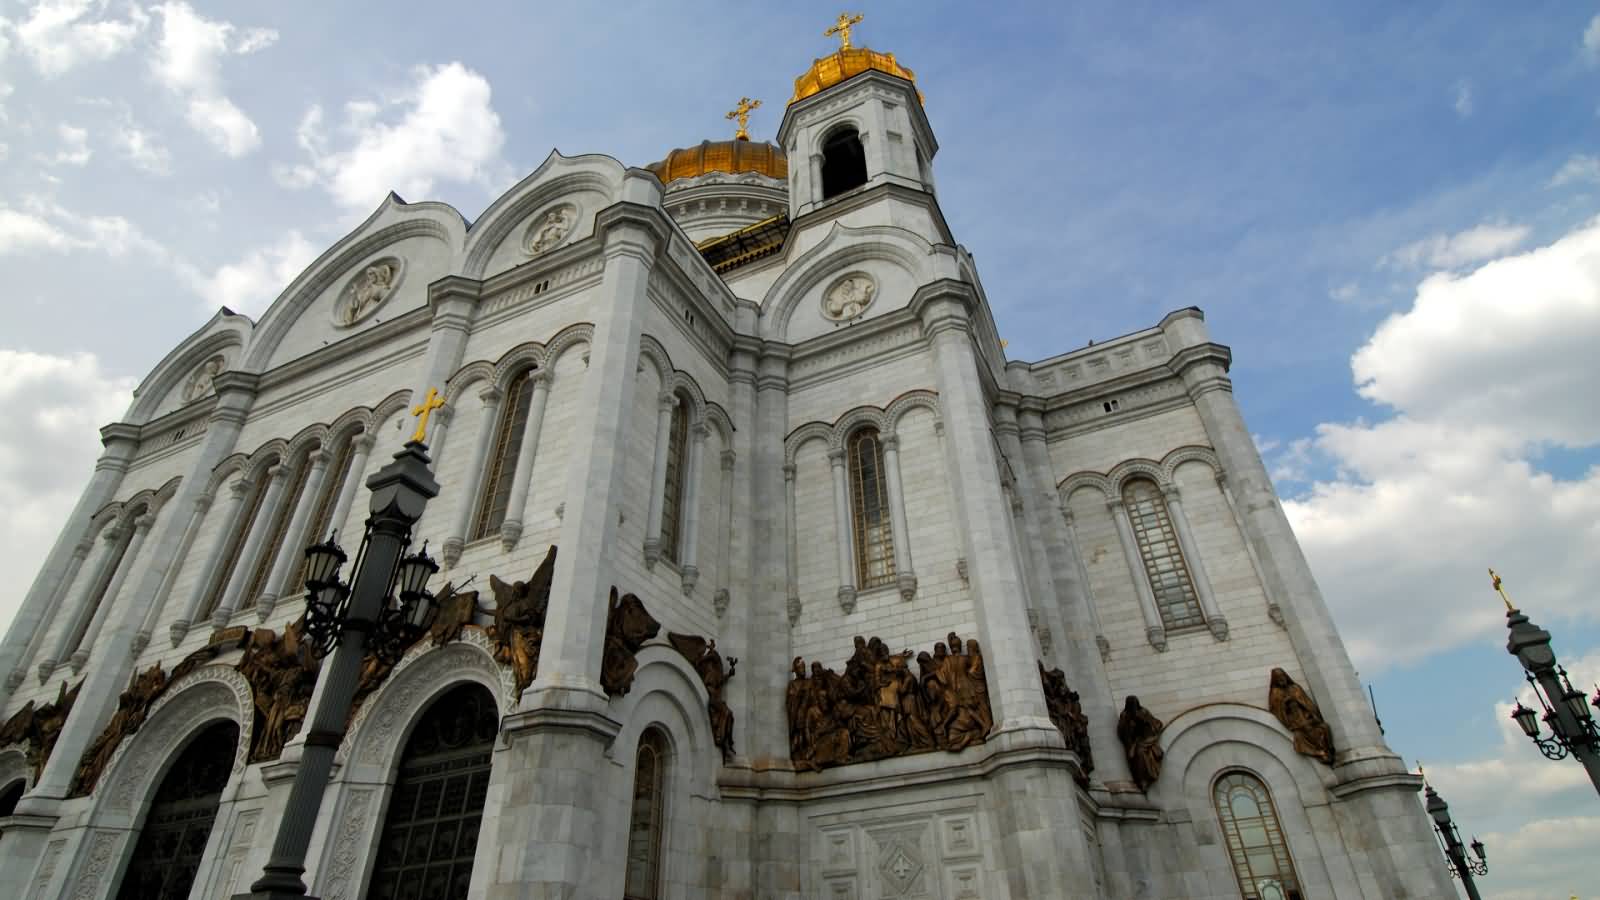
[336,257,405,327]
[823,272,877,321]
[182,354,227,403]
[524,204,577,256]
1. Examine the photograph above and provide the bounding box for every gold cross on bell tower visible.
[726,97,761,141]
[409,387,446,444]
[825,12,864,51]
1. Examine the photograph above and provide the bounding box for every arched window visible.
[1121,478,1204,631]
[67,517,137,653]
[203,469,271,618]
[366,684,499,900]
[659,395,690,564]
[1213,771,1303,900]
[114,720,239,900]
[0,778,25,817]
[821,126,867,199]
[624,729,668,900]
[848,428,896,588]
[290,433,356,591]
[241,450,314,606]
[472,369,537,541]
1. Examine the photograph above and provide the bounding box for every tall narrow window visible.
[659,396,689,564]
[290,434,355,592]
[68,517,137,653]
[821,126,868,198]
[241,452,313,606]
[114,720,239,900]
[1121,478,1204,631]
[1214,771,1303,900]
[203,471,271,619]
[367,684,498,900]
[848,428,896,588]
[472,370,536,540]
[624,729,668,900]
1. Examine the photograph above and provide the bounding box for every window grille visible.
[1214,771,1304,900]
[67,522,134,653]
[471,371,536,541]
[113,721,239,900]
[848,428,896,588]
[202,474,269,618]
[659,399,689,563]
[623,729,668,900]
[241,455,313,606]
[1121,479,1204,630]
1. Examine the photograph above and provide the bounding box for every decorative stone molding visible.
[320,786,377,900]
[342,629,511,768]
[822,272,877,321]
[181,354,227,404]
[787,594,802,627]
[523,203,577,256]
[100,666,253,813]
[335,256,405,327]
[713,588,730,620]
[837,584,857,614]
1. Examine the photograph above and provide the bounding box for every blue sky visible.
[2,2,1599,896]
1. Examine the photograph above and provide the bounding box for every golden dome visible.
[789,47,919,106]
[646,139,788,187]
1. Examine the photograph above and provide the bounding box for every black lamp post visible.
[1493,570,1600,796]
[1421,769,1487,900]
[237,437,440,900]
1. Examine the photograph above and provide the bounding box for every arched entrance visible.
[365,682,499,900]
[114,720,239,900]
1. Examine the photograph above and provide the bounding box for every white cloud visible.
[0,350,135,641]
[43,122,92,166]
[181,230,316,317]
[1453,80,1474,118]
[149,2,274,157]
[114,122,170,174]
[1585,14,1600,61]
[14,0,147,77]
[1286,218,1600,670]
[1382,222,1531,270]
[1551,154,1600,188]
[284,62,509,210]
[0,196,170,261]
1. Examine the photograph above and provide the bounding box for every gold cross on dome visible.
[409,387,446,444]
[825,12,864,50]
[726,97,761,140]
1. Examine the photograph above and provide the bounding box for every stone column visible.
[747,350,793,764]
[11,540,89,687]
[642,391,678,569]
[70,513,154,669]
[0,426,136,708]
[1108,497,1169,652]
[916,283,1054,734]
[39,524,123,680]
[410,405,453,537]
[440,386,503,565]
[827,448,857,613]
[1162,309,1394,773]
[408,277,480,437]
[783,463,800,625]
[723,347,761,762]
[1057,506,1110,659]
[257,449,332,620]
[1215,470,1283,626]
[714,448,735,619]
[326,433,374,546]
[212,463,289,627]
[678,422,709,594]
[174,477,254,642]
[137,493,211,655]
[499,372,551,551]
[1006,489,1047,654]
[879,433,917,601]
[1162,484,1228,641]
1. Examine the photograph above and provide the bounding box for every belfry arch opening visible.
[821,126,868,199]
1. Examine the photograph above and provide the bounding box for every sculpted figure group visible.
[489,547,555,696]
[600,588,661,697]
[1038,662,1093,784]
[0,679,80,781]
[1117,695,1165,792]
[668,633,738,762]
[70,663,167,795]
[237,620,320,763]
[786,633,993,771]
[1268,667,1336,765]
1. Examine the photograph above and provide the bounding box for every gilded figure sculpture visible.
[668,633,739,762]
[1117,695,1165,792]
[237,620,320,763]
[600,588,661,697]
[786,633,993,771]
[1038,661,1094,785]
[70,663,168,796]
[488,546,556,696]
[1268,667,1336,765]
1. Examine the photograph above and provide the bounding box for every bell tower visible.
[777,15,939,222]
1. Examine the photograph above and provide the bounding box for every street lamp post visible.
[1493,570,1600,796]
[236,433,441,900]
[1421,768,1487,900]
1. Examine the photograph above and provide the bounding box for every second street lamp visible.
[1421,766,1487,900]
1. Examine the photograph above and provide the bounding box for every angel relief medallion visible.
[181,354,227,403]
[336,257,404,327]
[524,204,576,256]
[823,272,877,321]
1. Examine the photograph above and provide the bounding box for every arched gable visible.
[244,194,466,373]
[1108,458,1165,493]
[461,151,626,279]
[783,422,833,468]
[127,308,253,424]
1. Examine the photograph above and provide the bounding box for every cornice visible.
[788,181,955,247]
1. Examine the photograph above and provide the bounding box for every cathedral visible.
[0,20,1456,900]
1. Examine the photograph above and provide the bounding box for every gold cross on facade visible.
[825,12,864,50]
[410,387,446,443]
[726,97,761,140]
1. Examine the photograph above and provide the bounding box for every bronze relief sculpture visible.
[1038,662,1094,785]
[69,663,169,796]
[667,633,738,762]
[1117,695,1165,792]
[237,620,320,763]
[786,632,993,771]
[0,679,81,782]
[488,546,555,697]
[600,589,661,697]
[1268,667,1336,765]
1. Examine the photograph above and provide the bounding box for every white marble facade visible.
[0,44,1457,900]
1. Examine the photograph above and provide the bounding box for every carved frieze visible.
[1038,662,1093,785]
[0,678,81,781]
[336,256,403,327]
[786,633,993,772]
[488,546,555,697]
[1116,695,1164,792]
[600,589,660,697]
[237,620,320,763]
[667,633,738,762]
[1268,667,1335,765]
